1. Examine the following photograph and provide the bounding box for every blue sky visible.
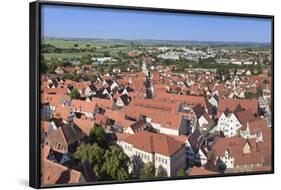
[41,5,272,43]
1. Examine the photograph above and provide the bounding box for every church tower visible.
[143,63,153,99]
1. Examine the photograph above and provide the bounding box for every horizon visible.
[43,36,271,45]
[41,5,272,43]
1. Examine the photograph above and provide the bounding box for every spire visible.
[143,63,153,99]
[145,71,153,99]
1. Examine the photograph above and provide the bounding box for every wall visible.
[0,0,280,189]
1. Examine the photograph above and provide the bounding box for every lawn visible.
[43,38,132,49]
[42,38,133,60]
[43,52,105,60]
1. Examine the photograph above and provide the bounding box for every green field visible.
[43,38,132,49]
[43,39,99,49]
[43,52,105,59]
[42,38,134,60]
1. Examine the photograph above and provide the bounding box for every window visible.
[165,159,167,164]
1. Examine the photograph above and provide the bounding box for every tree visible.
[103,51,110,57]
[177,167,186,177]
[73,43,79,48]
[244,92,254,99]
[140,162,155,179]
[156,165,168,178]
[89,125,107,147]
[185,90,191,95]
[74,143,105,179]
[40,55,48,73]
[263,79,269,84]
[80,54,92,65]
[46,57,62,74]
[102,145,130,181]
[131,155,144,178]
[256,87,263,97]
[217,160,227,173]
[69,89,80,100]
[62,73,82,82]
[62,60,72,67]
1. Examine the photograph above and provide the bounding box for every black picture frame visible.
[30,1,274,189]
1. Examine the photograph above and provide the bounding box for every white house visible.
[195,148,208,166]
[115,94,131,107]
[118,131,186,177]
[110,81,119,91]
[208,95,218,107]
[85,84,97,97]
[198,113,211,130]
[216,112,242,137]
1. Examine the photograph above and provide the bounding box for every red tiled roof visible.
[189,167,218,176]
[154,93,207,107]
[71,99,96,113]
[218,99,258,113]
[91,98,113,110]
[235,110,256,126]
[41,145,51,160]
[211,136,268,166]
[122,131,184,156]
[52,106,72,121]
[41,121,50,134]
[130,98,179,113]
[41,94,70,107]
[73,118,95,136]
[121,105,183,130]
[43,87,69,95]
[41,159,83,185]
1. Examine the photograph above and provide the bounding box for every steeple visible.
[143,63,153,99]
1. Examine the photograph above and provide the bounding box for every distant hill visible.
[43,36,271,48]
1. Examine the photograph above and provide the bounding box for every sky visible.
[41,4,272,43]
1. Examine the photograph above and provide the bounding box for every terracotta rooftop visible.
[235,110,256,126]
[41,159,84,185]
[73,118,95,136]
[52,106,73,121]
[154,92,207,107]
[122,131,184,156]
[91,97,113,110]
[71,99,97,113]
[41,94,70,107]
[211,136,269,166]
[218,98,258,113]
[130,98,179,113]
[189,167,218,176]
[41,121,50,134]
[121,105,183,130]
